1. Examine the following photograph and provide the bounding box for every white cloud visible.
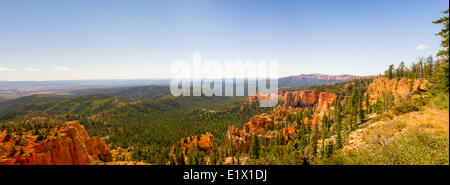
[25,67,42,72]
[416,44,429,50]
[52,66,71,72]
[0,67,16,72]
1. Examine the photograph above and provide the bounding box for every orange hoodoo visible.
[0,121,112,165]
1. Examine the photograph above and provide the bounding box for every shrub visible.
[428,93,449,110]
[392,99,421,115]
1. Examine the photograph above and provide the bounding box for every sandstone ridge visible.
[0,121,112,165]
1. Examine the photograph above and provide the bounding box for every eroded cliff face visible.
[169,132,214,164]
[366,77,428,104]
[229,88,337,154]
[0,121,112,165]
[284,90,320,107]
[240,88,288,110]
[282,89,337,110]
[226,106,301,153]
[316,92,338,116]
[242,88,336,114]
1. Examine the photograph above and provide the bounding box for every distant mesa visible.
[278,74,377,87]
[281,74,375,81]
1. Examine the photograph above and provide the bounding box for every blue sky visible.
[0,0,448,81]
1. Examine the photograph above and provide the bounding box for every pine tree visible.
[386,64,394,79]
[358,91,365,124]
[330,97,343,150]
[364,92,370,113]
[210,146,219,165]
[324,141,334,158]
[177,145,185,165]
[398,61,406,77]
[196,147,206,165]
[426,56,434,78]
[249,133,260,159]
[335,122,342,150]
[431,9,449,93]
[187,147,195,165]
[297,123,308,150]
[321,115,329,138]
[410,62,418,79]
[320,117,327,157]
[311,123,319,157]
[170,155,176,165]
[332,98,342,133]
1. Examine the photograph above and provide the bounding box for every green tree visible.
[332,98,343,150]
[385,64,394,79]
[364,92,370,113]
[321,115,329,138]
[433,9,449,60]
[431,9,449,93]
[397,61,406,78]
[324,141,334,158]
[249,133,260,159]
[334,121,342,150]
[310,123,319,158]
[425,56,434,78]
[410,62,418,78]
[358,91,365,124]
[210,146,219,165]
[320,115,328,156]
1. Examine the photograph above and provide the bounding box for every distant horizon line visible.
[0,73,381,82]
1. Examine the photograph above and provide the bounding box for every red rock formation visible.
[230,87,338,154]
[282,126,296,142]
[226,113,274,153]
[0,121,112,165]
[226,125,252,153]
[278,88,287,97]
[243,87,336,113]
[283,89,328,107]
[226,106,301,153]
[198,133,214,153]
[240,96,259,110]
[241,89,285,109]
[316,92,338,117]
[169,132,214,164]
[366,77,428,104]
[280,89,337,118]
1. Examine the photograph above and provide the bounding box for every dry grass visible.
[325,107,449,165]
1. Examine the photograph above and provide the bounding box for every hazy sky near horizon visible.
[0,0,448,81]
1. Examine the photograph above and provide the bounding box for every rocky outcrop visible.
[282,90,335,108]
[317,92,338,117]
[280,90,337,118]
[284,90,322,107]
[366,77,428,104]
[0,121,112,165]
[226,125,252,153]
[226,106,300,153]
[240,88,287,110]
[169,132,214,164]
[231,87,338,154]
[242,87,337,114]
